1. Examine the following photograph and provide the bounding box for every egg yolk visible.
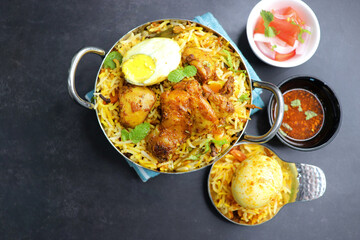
[231,155,283,209]
[122,54,155,83]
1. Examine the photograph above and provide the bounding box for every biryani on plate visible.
[209,143,299,225]
[94,20,253,172]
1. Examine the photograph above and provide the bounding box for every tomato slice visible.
[275,50,296,61]
[276,7,304,25]
[254,17,265,34]
[254,7,303,47]
[269,18,300,47]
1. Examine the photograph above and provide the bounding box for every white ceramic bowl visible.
[246,0,320,67]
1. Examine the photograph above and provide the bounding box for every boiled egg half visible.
[231,155,283,209]
[122,37,181,86]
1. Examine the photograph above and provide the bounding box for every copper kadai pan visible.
[67,19,284,174]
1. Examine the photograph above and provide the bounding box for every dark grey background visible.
[1,0,359,239]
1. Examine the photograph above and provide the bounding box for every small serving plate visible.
[268,76,341,151]
[207,142,326,226]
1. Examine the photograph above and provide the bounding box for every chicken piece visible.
[182,47,215,83]
[174,80,219,134]
[201,84,213,99]
[202,77,235,119]
[218,76,235,97]
[146,89,192,162]
[208,93,235,118]
[118,85,156,128]
[203,76,235,98]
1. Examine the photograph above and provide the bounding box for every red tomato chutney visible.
[279,89,324,140]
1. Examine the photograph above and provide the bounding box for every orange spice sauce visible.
[280,89,324,140]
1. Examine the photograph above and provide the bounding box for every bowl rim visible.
[267,75,342,151]
[246,0,321,68]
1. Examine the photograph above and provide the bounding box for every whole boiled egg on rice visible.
[122,37,181,86]
[231,155,283,209]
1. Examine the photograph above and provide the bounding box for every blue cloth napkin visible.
[86,12,265,182]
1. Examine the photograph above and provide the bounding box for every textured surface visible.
[1,0,359,239]
[296,163,326,202]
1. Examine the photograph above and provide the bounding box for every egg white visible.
[122,37,181,86]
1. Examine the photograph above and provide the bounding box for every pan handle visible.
[68,47,105,109]
[243,80,284,143]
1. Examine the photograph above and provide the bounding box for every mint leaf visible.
[122,123,151,143]
[222,49,246,73]
[298,28,311,43]
[298,32,305,43]
[265,26,277,38]
[238,93,250,102]
[302,29,311,35]
[291,99,303,112]
[260,10,274,27]
[279,129,287,137]
[121,129,130,141]
[129,122,151,143]
[260,10,278,38]
[168,68,185,83]
[186,154,201,161]
[222,49,234,70]
[282,123,293,131]
[103,51,122,69]
[291,99,301,107]
[284,104,288,111]
[290,20,311,44]
[202,140,211,153]
[183,65,197,77]
[211,139,229,147]
[168,66,197,83]
[201,138,228,154]
[305,110,318,120]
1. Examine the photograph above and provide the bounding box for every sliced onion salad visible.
[296,25,311,55]
[254,33,299,54]
[254,28,311,61]
[253,7,312,62]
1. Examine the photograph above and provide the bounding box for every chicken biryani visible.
[94,20,253,172]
